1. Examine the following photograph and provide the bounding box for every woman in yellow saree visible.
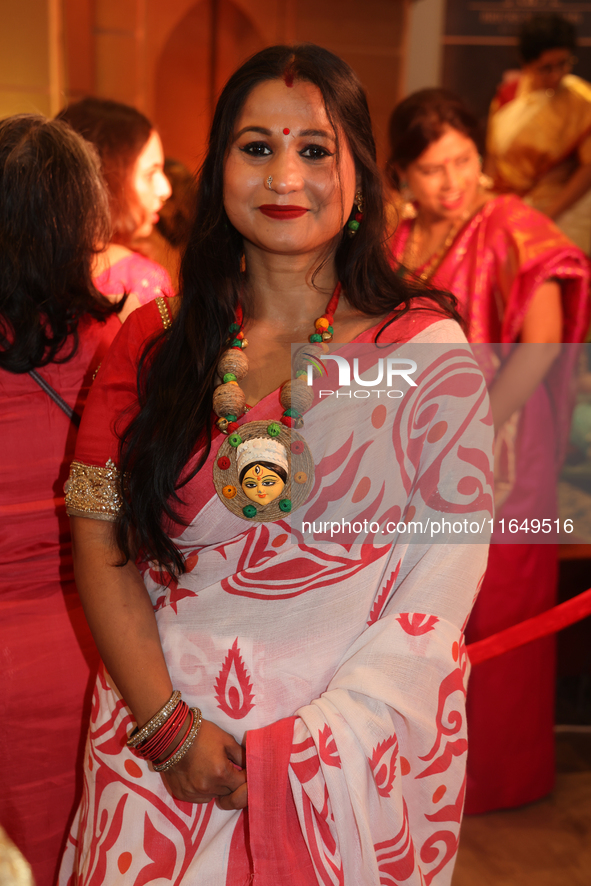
[487,13,591,254]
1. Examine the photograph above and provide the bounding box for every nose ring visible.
[266,176,273,190]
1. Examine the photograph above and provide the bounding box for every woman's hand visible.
[544,163,591,220]
[161,719,247,808]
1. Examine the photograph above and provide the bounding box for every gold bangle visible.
[127,690,182,749]
[153,707,203,772]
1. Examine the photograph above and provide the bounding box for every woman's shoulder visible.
[122,294,178,338]
[98,295,177,368]
[481,194,586,258]
[478,193,558,237]
[95,250,173,301]
[122,250,170,275]
[476,192,522,221]
[563,74,591,105]
[119,251,174,296]
[363,299,466,345]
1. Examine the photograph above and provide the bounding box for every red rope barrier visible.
[467,587,591,665]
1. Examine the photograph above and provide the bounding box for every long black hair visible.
[0,114,117,373]
[117,43,459,574]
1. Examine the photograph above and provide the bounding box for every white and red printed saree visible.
[60,298,492,886]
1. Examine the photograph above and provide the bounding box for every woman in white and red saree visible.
[60,45,493,886]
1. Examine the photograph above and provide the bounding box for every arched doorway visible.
[154,0,265,170]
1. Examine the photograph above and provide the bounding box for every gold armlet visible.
[64,458,123,522]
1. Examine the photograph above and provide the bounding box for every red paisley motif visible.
[152,583,197,615]
[307,434,355,503]
[367,561,401,626]
[319,725,341,768]
[369,734,398,798]
[214,639,255,719]
[134,813,177,886]
[396,613,439,636]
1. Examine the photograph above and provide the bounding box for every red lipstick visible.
[259,205,308,220]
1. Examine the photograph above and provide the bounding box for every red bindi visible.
[284,73,294,88]
[283,128,290,135]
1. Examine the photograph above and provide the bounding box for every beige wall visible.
[63,0,409,169]
[405,0,444,94]
[1,0,409,168]
[0,0,64,118]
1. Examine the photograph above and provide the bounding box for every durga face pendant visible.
[213,419,315,522]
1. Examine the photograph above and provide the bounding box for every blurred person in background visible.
[486,13,591,254]
[58,98,173,318]
[0,114,124,886]
[132,157,197,291]
[0,826,34,886]
[388,88,590,814]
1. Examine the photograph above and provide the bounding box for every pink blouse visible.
[94,252,173,305]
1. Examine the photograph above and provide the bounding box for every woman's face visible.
[224,78,357,257]
[525,47,574,93]
[131,130,172,238]
[241,464,285,504]
[403,125,481,223]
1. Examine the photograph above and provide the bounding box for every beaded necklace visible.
[212,284,341,522]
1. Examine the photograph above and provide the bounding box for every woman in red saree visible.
[0,115,123,885]
[59,46,492,885]
[388,88,590,813]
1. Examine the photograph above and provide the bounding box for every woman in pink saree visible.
[388,88,590,814]
[57,99,173,319]
[59,47,492,885]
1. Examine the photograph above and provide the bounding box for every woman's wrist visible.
[153,708,203,772]
[127,689,182,747]
[126,688,203,772]
[154,709,193,764]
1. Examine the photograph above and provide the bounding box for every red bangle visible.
[134,701,189,761]
[141,707,187,760]
[152,707,203,773]
[137,701,188,759]
[152,709,195,769]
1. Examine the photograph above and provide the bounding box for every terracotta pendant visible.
[213,419,315,522]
